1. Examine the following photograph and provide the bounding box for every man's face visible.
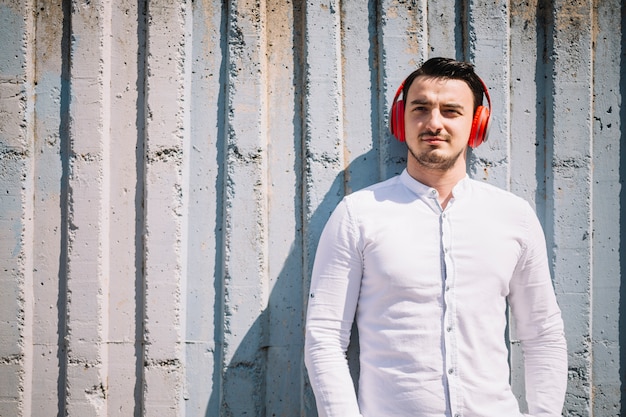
[403,76,475,173]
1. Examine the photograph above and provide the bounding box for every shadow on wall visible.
[206,150,378,416]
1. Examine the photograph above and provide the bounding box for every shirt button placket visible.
[441,208,459,415]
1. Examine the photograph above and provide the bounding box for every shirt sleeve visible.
[304,198,364,417]
[508,205,568,417]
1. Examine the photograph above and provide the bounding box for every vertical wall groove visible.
[58,0,71,414]
[134,1,147,414]
[214,0,230,414]
[291,1,311,412]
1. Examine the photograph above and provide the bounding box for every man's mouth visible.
[421,136,446,144]
[419,131,448,144]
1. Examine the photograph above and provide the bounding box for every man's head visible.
[392,57,491,179]
[390,57,491,148]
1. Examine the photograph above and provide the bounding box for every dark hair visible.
[402,57,485,111]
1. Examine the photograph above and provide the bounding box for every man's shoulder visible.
[465,178,534,213]
[467,178,524,199]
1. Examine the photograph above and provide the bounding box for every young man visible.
[304,57,567,417]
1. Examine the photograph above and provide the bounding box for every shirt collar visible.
[399,169,470,200]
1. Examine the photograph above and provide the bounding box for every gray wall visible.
[0,0,623,415]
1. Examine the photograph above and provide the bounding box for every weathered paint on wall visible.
[0,0,623,416]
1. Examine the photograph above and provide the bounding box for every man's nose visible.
[424,110,444,131]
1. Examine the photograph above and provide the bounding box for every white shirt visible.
[304,170,567,417]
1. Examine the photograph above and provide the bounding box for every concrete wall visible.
[0,0,623,416]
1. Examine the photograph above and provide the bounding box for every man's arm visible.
[304,200,363,417]
[508,206,568,417]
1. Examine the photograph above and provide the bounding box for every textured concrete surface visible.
[0,0,622,416]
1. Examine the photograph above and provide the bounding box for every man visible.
[304,57,567,417]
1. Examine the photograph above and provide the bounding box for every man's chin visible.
[412,149,462,171]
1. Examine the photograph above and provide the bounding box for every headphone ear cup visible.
[390,98,405,142]
[468,105,490,148]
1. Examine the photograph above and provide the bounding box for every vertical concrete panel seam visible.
[371,0,386,182]
[210,0,230,410]
[288,2,312,413]
[57,0,72,413]
[135,1,147,414]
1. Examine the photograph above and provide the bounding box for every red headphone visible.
[389,77,491,148]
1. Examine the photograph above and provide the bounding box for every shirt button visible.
[448,368,454,374]
[446,326,453,332]
[445,285,450,291]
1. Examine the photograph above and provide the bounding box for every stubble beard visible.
[408,142,465,171]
